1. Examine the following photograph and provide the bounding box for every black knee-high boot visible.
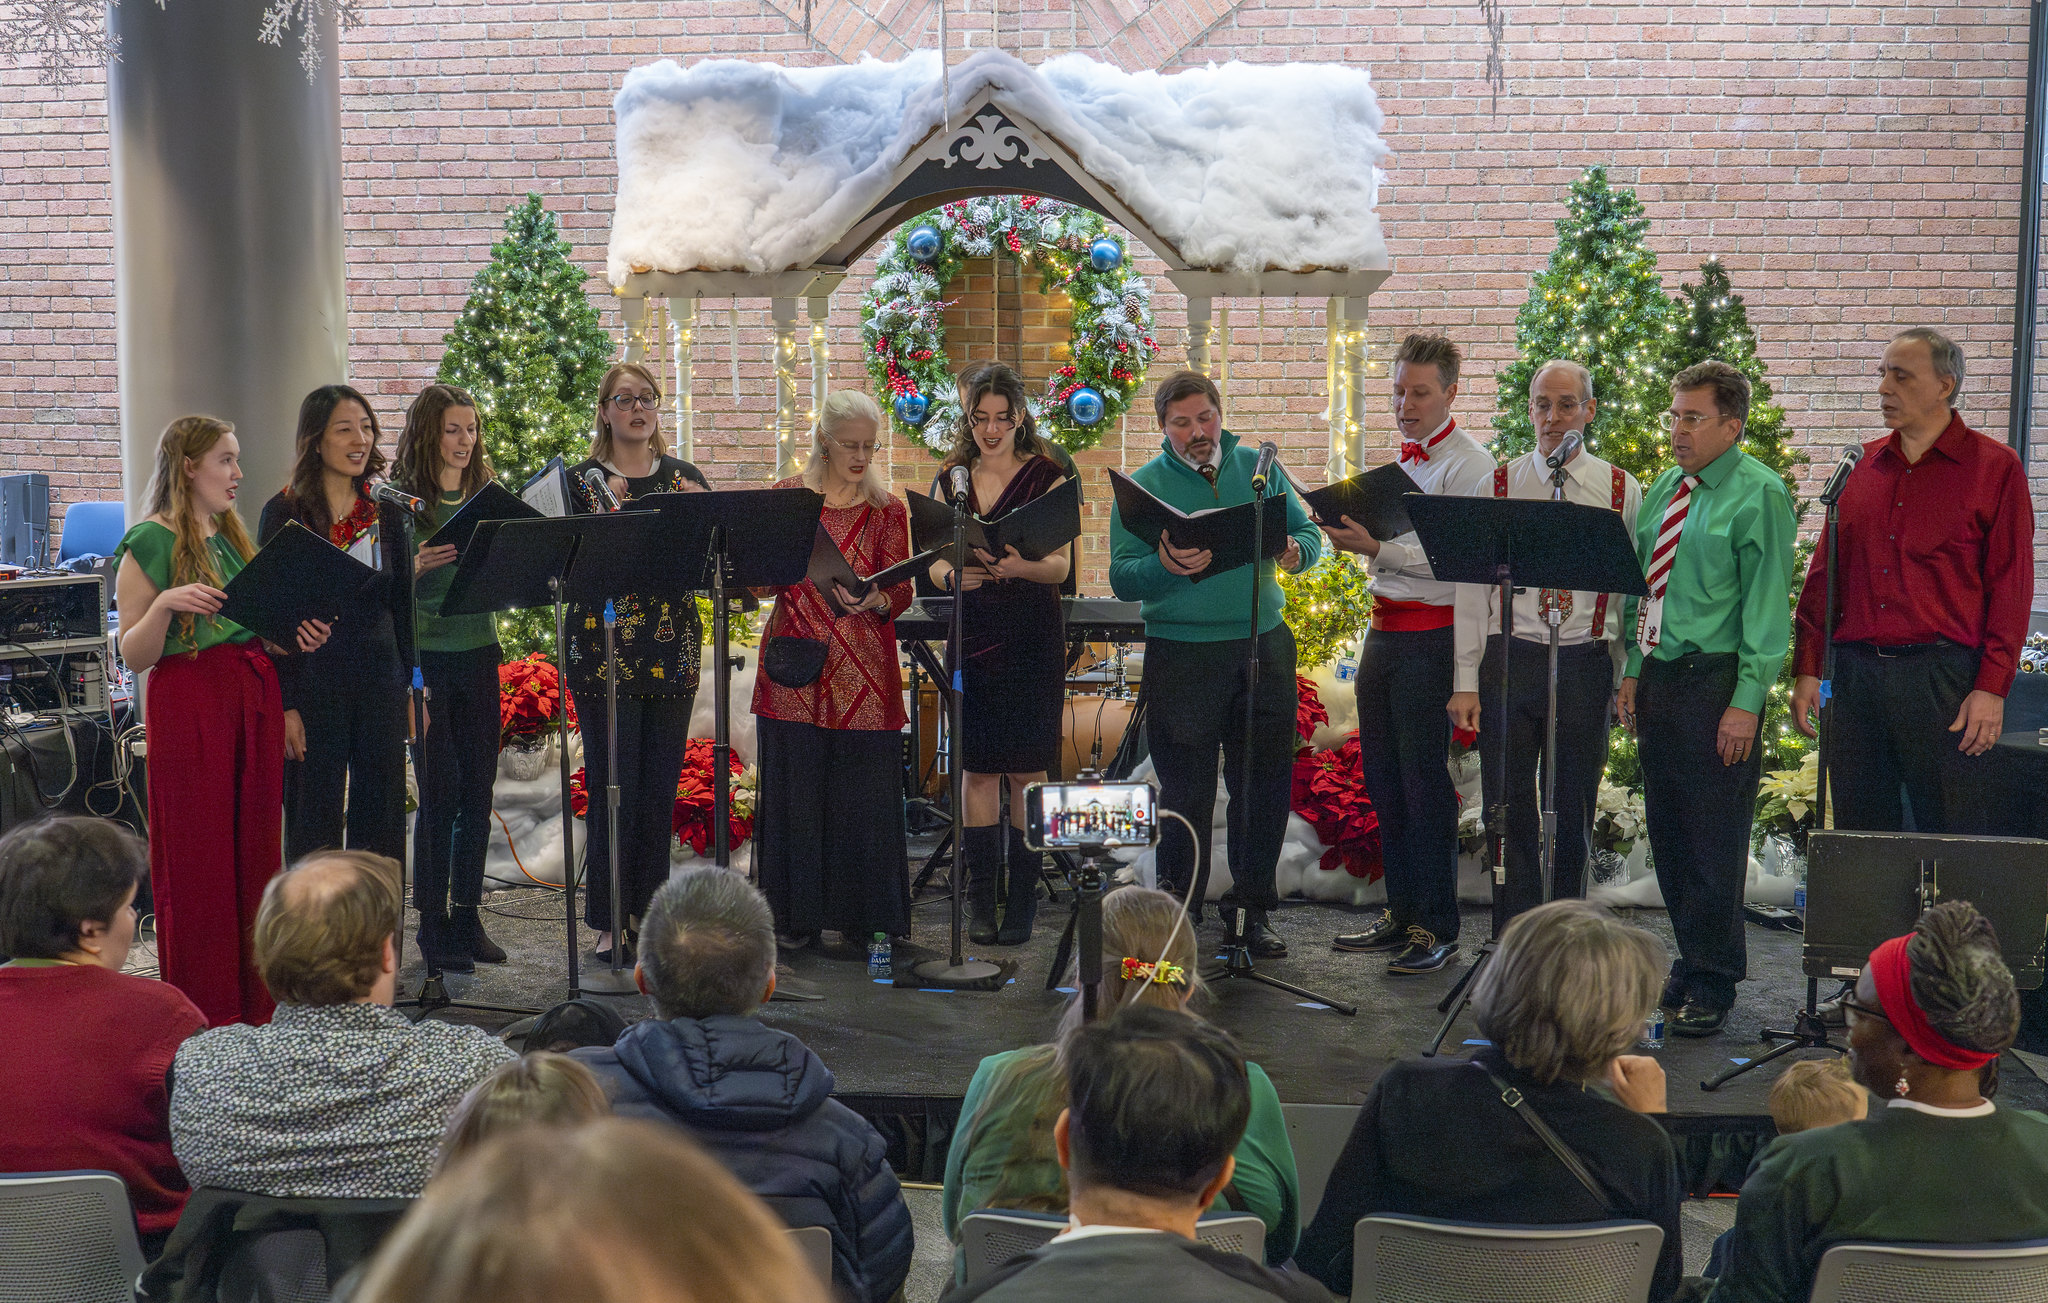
[964,825,1002,945]
[999,824,1040,945]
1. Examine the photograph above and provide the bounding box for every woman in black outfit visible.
[1294,898,1682,1301]
[392,383,506,973]
[926,365,1071,945]
[256,384,409,868]
[567,362,709,962]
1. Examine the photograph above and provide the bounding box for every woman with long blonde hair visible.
[939,887,1300,1273]
[114,415,330,1025]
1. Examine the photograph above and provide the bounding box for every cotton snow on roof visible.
[607,50,1389,285]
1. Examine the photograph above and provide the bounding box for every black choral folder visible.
[1106,469,1291,583]
[423,480,545,550]
[1297,462,1422,541]
[905,474,1083,561]
[806,527,938,617]
[218,520,380,647]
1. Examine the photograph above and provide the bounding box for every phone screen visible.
[1025,781,1158,850]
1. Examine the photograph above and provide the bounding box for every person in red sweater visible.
[0,817,206,1257]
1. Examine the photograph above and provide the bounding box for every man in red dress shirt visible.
[1790,327,2036,832]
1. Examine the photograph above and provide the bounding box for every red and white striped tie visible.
[1636,474,1700,653]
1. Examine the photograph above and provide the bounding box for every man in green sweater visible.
[1110,370,1321,955]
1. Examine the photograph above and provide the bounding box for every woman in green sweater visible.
[942,886,1299,1277]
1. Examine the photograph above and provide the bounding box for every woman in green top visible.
[392,383,506,975]
[113,415,330,1026]
[942,886,1300,1276]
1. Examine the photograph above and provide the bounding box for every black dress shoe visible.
[1670,1002,1729,1037]
[1245,910,1288,959]
[1386,928,1458,976]
[1333,911,1407,953]
[1660,979,1686,1010]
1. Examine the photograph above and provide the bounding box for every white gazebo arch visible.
[606,50,1392,481]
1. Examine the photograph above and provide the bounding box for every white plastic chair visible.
[786,1224,834,1286]
[959,1210,1268,1284]
[1349,1214,1662,1303]
[0,1170,145,1303]
[1280,1101,1362,1226]
[1809,1239,2048,1302]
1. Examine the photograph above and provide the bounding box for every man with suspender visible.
[1447,361,1642,926]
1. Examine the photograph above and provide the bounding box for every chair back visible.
[0,1170,145,1303]
[1281,1102,1362,1225]
[57,501,127,563]
[1351,1215,1663,1303]
[1809,1239,2048,1303]
[786,1225,833,1287]
[959,1209,1267,1285]
[218,1228,329,1303]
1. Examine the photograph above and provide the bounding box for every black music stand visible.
[1401,493,1647,1055]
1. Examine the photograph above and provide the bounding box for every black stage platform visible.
[415,862,2048,1189]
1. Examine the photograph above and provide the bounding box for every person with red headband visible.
[1708,901,2048,1302]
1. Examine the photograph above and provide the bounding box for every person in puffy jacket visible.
[574,866,912,1303]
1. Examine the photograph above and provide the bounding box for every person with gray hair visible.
[1789,326,2035,838]
[1446,359,1643,924]
[572,867,912,1303]
[1296,900,1682,1301]
[1709,900,2048,1302]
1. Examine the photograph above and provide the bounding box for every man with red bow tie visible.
[1317,334,1491,975]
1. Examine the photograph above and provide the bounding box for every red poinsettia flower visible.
[569,739,754,854]
[1289,732,1384,881]
[1295,675,1329,748]
[500,652,575,741]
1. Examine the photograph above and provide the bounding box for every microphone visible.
[368,482,425,514]
[1544,430,1583,471]
[1250,441,1279,493]
[1818,446,1863,506]
[947,465,972,506]
[582,466,622,513]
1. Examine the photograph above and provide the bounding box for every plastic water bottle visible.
[867,932,892,978]
[1640,1008,1665,1051]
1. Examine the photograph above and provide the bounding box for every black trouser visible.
[1146,623,1298,916]
[1637,652,1763,1011]
[571,689,691,933]
[1479,635,1616,926]
[1829,641,1990,834]
[412,645,501,919]
[284,673,408,866]
[1356,624,1460,941]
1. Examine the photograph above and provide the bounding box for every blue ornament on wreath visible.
[894,392,931,425]
[907,225,943,264]
[1088,238,1124,272]
[1066,386,1106,426]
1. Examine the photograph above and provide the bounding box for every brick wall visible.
[4,0,2042,600]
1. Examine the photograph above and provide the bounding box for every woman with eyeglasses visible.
[752,389,914,952]
[925,365,1072,946]
[567,363,711,963]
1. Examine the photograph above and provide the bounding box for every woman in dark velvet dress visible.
[927,364,1072,945]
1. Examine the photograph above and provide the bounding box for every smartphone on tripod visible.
[1022,778,1158,851]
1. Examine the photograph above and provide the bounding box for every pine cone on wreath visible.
[1123,293,1145,323]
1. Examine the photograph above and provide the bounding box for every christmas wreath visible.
[860,196,1157,454]
[569,739,757,855]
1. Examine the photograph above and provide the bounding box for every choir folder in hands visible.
[218,520,380,647]
[805,528,938,617]
[1295,462,1423,541]
[1107,469,1291,583]
[423,481,545,550]
[905,474,1083,561]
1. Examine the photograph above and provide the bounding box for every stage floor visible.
[409,867,2048,1123]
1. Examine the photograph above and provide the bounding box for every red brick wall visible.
[5,0,2041,598]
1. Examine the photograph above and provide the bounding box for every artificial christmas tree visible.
[1493,167,1675,482]
[1663,257,1804,499]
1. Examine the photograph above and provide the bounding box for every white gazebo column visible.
[1185,296,1214,376]
[772,298,803,480]
[807,291,832,429]
[1340,295,1371,478]
[107,0,344,523]
[671,298,697,462]
[619,294,650,363]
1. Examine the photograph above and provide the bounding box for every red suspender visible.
[1589,465,1626,637]
[1493,466,1509,498]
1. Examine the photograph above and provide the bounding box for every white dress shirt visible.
[1452,446,1644,693]
[1367,416,1494,675]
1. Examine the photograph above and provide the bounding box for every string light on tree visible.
[1663,257,1804,502]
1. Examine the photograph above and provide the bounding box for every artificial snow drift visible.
[608,49,1388,284]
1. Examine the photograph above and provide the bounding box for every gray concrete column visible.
[107,0,345,523]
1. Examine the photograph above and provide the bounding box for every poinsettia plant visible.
[498,652,575,745]
[569,739,757,855]
[1290,732,1383,880]
[1295,675,1329,748]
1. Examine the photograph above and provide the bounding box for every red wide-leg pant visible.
[145,641,285,1025]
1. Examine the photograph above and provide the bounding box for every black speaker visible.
[1804,831,2048,990]
[0,473,49,567]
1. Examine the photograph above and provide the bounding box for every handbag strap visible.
[1479,1065,1610,1210]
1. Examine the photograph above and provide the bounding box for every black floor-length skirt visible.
[754,716,911,939]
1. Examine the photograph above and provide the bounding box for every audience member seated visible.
[353,1117,829,1303]
[1709,901,2048,1302]
[1295,899,1682,1300]
[1703,1058,1868,1279]
[0,816,206,1256]
[573,866,912,1303]
[435,1052,611,1174]
[170,851,515,1197]
[937,1005,1329,1303]
[943,886,1298,1269]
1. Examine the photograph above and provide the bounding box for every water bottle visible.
[867,932,892,978]
[1640,1008,1665,1051]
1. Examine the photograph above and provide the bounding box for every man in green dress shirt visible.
[1617,361,1796,1038]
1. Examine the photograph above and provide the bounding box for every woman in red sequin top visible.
[751,390,914,948]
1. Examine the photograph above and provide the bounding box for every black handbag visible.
[763,635,828,688]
